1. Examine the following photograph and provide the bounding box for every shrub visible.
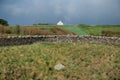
[14,25,20,34]
[0,25,4,33]
[2,26,11,34]
[0,19,9,26]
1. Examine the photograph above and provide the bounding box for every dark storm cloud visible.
[0,0,120,25]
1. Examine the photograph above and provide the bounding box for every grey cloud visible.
[0,0,120,25]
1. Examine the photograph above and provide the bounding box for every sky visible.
[0,0,120,25]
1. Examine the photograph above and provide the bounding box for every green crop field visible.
[0,42,120,80]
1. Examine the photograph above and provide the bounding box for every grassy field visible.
[34,25,88,35]
[0,42,120,80]
[80,26,120,36]
[34,25,120,36]
[60,25,88,35]
[0,25,120,37]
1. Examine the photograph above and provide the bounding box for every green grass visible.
[33,25,120,36]
[34,25,88,35]
[80,26,120,36]
[0,42,120,80]
[60,25,88,35]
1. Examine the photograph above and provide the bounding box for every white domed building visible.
[57,21,64,26]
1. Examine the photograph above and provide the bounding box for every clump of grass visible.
[107,68,120,80]
[0,42,120,80]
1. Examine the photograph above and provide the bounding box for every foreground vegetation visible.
[0,42,120,80]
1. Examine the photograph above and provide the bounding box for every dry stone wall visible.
[0,35,120,46]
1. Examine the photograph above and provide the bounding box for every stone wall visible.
[0,35,120,46]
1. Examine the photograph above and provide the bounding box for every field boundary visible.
[0,35,120,46]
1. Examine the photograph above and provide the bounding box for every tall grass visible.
[0,42,120,80]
